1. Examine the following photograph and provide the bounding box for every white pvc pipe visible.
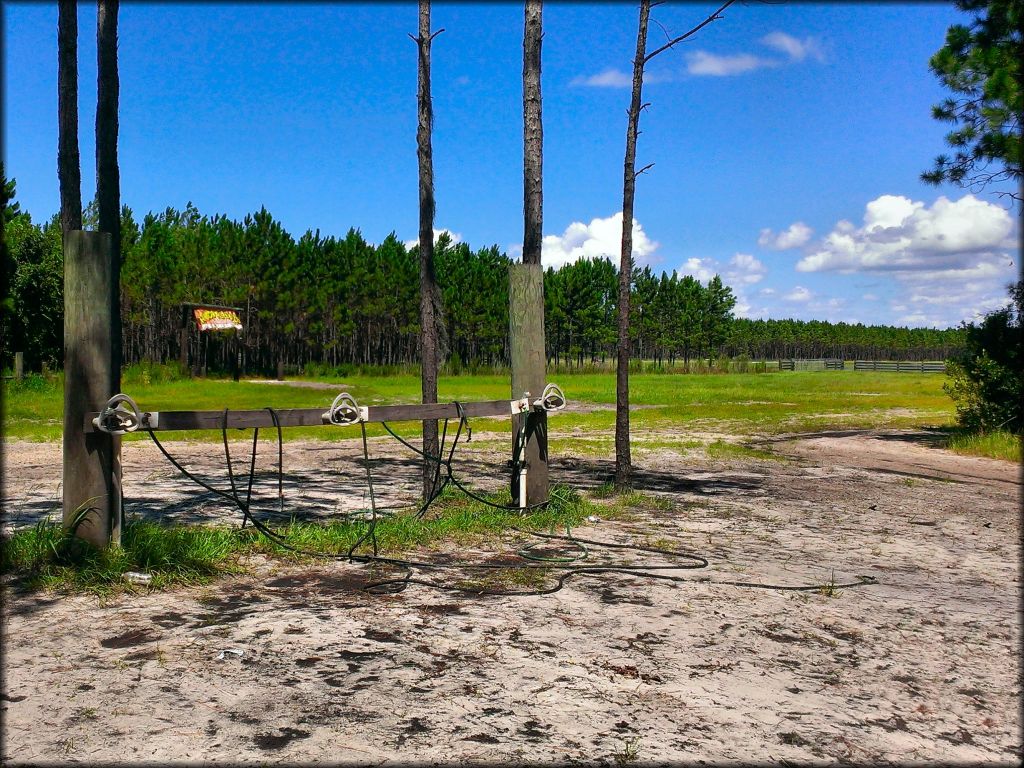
[519,463,528,511]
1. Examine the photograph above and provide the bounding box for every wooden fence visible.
[778,359,948,373]
[853,360,947,373]
[779,358,844,371]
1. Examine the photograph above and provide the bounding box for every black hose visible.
[141,402,877,598]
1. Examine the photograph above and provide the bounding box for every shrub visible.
[944,281,1022,434]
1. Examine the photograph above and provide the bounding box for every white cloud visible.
[675,253,768,320]
[890,267,1017,327]
[729,253,770,317]
[678,252,766,288]
[758,221,813,250]
[761,31,825,62]
[570,68,670,88]
[685,32,824,79]
[784,286,812,303]
[404,228,462,251]
[892,289,1009,327]
[796,194,1016,274]
[777,193,1018,327]
[733,296,753,318]
[815,297,846,311]
[539,212,658,269]
[686,50,776,77]
[570,68,631,88]
[680,257,718,283]
[726,253,768,284]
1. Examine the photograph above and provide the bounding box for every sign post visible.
[180,303,244,379]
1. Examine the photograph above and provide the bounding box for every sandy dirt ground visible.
[1,427,1020,765]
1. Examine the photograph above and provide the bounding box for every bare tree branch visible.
[411,28,446,44]
[654,18,672,44]
[644,0,737,63]
[635,162,655,177]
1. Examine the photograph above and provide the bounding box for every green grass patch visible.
[946,429,1021,462]
[2,368,955,443]
[0,485,594,595]
[0,516,248,593]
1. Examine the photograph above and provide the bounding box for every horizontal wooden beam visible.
[85,399,523,433]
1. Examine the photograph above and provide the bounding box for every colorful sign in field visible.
[193,307,243,332]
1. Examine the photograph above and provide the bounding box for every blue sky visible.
[4,1,1019,329]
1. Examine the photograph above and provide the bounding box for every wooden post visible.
[509,263,548,505]
[63,231,120,548]
[14,352,24,381]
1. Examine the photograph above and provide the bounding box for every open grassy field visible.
[2,367,956,443]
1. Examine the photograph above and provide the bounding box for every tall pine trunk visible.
[522,0,543,268]
[96,0,120,388]
[614,0,734,490]
[58,0,82,235]
[614,0,650,490]
[414,0,441,501]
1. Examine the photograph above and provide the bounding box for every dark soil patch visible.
[518,719,550,740]
[149,611,189,628]
[192,590,267,626]
[363,627,402,643]
[100,627,161,648]
[266,569,372,596]
[397,717,430,747]
[780,731,810,746]
[253,727,311,750]
[463,733,500,744]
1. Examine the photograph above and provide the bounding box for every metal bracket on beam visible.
[322,392,366,426]
[91,393,143,435]
[533,383,566,412]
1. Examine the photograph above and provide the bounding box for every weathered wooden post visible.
[63,230,121,547]
[510,0,548,507]
[14,351,24,381]
[509,263,548,505]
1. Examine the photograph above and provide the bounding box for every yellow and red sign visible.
[193,307,243,332]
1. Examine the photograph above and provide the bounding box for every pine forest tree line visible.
[2,194,966,375]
